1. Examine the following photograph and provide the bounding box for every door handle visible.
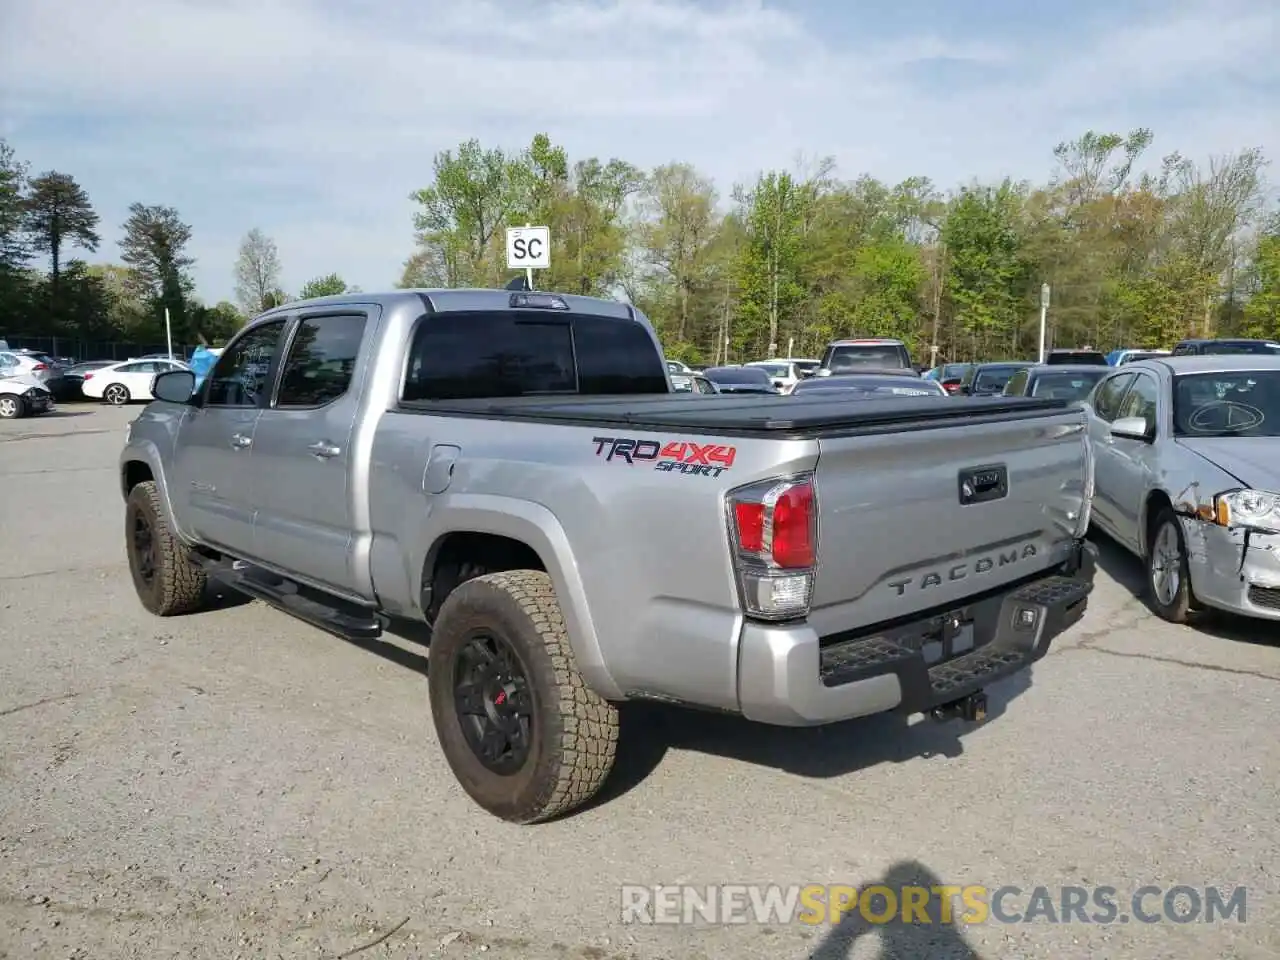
[308,440,341,459]
[230,433,252,449]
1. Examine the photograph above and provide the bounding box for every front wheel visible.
[104,383,131,406]
[427,570,619,823]
[125,481,208,616]
[1147,508,1195,623]
[0,394,24,419]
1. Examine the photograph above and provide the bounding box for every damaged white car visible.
[1084,355,1280,624]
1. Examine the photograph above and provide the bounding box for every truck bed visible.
[397,393,1072,438]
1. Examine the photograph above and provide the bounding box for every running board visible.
[203,559,385,642]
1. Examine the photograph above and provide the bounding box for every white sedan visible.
[82,358,191,406]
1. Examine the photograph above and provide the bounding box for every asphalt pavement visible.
[1,405,1277,960]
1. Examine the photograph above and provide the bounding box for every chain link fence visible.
[0,335,201,362]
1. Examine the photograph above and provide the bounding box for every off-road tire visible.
[126,480,208,616]
[428,570,619,823]
[0,394,24,419]
[1147,507,1195,624]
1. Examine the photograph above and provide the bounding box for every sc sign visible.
[506,226,551,270]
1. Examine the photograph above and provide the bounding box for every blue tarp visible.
[188,346,217,388]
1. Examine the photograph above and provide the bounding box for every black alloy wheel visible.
[453,631,534,775]
[132,510,157,584]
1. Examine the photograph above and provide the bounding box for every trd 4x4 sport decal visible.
[591,436,737,477]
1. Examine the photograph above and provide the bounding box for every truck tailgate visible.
[808,408,1089,635]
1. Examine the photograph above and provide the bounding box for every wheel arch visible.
[1140,489,1174,558]
[119,443,196,545]
[416,497,620,700]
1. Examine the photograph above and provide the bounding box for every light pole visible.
[1038,283,1050,363]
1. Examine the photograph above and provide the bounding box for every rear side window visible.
[401,310,667,401]
[573,316,668,393]
[276,314,366,407]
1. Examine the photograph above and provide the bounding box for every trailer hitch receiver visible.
[929,690,988,723]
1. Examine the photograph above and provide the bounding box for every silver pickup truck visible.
[120,289,1097,823]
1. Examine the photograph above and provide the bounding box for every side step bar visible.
[200,558,385,642]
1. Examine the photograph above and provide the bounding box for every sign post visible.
[1038,283,1051,364]
[506,224,550,290]
[164,307,174,360]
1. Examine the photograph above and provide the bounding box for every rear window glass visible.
[705,367,771,384]
[400,310,668,401]
[974,366,1026,390]
[1201,341,1280,355]
[822,343,911,371]
[796,376,939,396]
[1029,371,1107,399]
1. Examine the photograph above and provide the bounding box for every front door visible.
[1085,371,1136,536]
[168,319,289,553]
[248,311,374,596]
[1106,371,1161,550]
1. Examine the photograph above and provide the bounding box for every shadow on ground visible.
[1089,529,1280,647]
[198,604,1030,808]
[806,860,986,959]
[39,409,96,418]
[1089,531,1147,598]
[586,666,1030,810]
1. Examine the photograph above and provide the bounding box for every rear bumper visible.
[737,539,1096,726]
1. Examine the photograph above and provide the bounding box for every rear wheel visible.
[125,481,208,616]
[0,394,24,419]
[1147,508,1194,623]
[104,383,130,406]
[427,570,618,823]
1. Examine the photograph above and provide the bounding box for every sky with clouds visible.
[2,0,1277,304]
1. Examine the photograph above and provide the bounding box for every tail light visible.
[726,474,817,620]
[83,372,94,381]
[32,363,48,372]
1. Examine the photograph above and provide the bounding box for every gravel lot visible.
[1,404,1277,960]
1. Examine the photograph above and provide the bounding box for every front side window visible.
[1091,373,1136,422]
[1116,373,1159,433]
[205,320,288,408]
[276,314,366,407]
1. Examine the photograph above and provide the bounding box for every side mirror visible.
[152,369,196,404]
[958,383,972,395]
[1110,416,1152,442]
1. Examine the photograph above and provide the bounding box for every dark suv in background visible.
[1170,338,1280,356]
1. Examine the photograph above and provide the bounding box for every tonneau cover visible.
[399,393,1071,437]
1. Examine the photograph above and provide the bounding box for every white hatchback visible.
[82,358,191,405]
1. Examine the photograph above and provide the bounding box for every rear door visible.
[247,309,376,595]
[169,319,289,552]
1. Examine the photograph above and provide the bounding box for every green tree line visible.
[0,138,356,347]
[5,129,1276,364]
[401,130,1280,364]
